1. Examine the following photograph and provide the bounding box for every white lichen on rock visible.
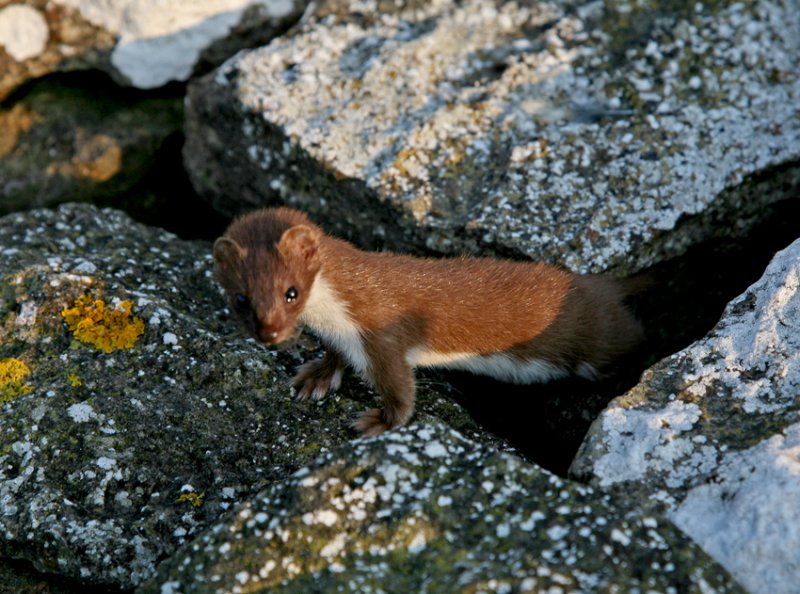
[141,423,743,593]
[67,402,96,423]
[592,400,711,491]
[672,422,800,594]
[681,253,800,414]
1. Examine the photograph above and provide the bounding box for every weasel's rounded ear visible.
[278,225,320,262]
[213,237,246,270]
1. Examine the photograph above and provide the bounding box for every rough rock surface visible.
[0,0,307,100]
[142,422,742,594]
[571,238,800,594]
[0,204,494,589]
[0,556,84,594]
[184,0,800,272]
[0,75,182,215]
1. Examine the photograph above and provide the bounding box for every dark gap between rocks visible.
[95,129,228,241]
[47,71,230,241]
[0,69,186,109]
[0,556,130,594]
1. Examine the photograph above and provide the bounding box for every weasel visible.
[213,208,644,436]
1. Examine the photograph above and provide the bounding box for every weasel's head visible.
[213,213,322,346]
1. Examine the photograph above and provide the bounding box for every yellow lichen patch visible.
[67,373,82,388]
[0,105,40,158]
[177,491,205,508]
[46,130,122,182]
[0,358,33,404]
[61,293,145,353]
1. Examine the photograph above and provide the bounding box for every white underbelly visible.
[406,348,573,384]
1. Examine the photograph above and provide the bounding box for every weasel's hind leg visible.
[292,350,344,401]
[353,355,415,436]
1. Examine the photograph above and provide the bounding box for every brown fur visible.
[214,207,644,435]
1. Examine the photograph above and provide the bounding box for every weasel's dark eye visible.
[285,287,298,303]
[234,293,249,308]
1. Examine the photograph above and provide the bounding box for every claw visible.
[291,355,343,403]
[311,384,328,401]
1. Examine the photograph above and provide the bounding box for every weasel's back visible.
[319,242,642,373]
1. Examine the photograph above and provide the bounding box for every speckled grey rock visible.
[0,204,494,589]
[571,238,800,594]
[0,0,306,99]
[184,0,800,272]
[141,422,743,594]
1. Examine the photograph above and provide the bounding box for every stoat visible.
[213,208,644,436]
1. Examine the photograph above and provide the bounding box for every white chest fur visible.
[299,273,369,374]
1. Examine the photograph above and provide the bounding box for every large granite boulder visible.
[141,421,742,593]
[0,0,308,99]
[571,238,800,594]
[184,0,800,272]
[0,204,491,589]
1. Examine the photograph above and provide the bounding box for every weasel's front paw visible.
[292,357,343,401]
[353,404,414,436]
[352,408,394,436]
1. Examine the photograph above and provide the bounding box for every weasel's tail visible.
[618,270,656,297]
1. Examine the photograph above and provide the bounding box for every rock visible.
[570,238,800,594]
[184,0,800,272]
[0,0,307,100]
[0,5,49,62]
[0,1,115,101]
[0,204,493,589]
[141,421,743,593]
[0,557,77,594]
[0,75,182,215]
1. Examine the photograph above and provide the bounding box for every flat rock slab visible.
[141,422,742,594]
[571,238,800,594]
[0,204,489,589]
[185,0,800,272]
[0,0,306,99]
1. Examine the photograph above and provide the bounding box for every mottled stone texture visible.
[142,422,742,594]
[0,204,490,589]
[0,0,307,99]
[2,0,799,591]
[571,238,800,594]
[184,0,799,272]
[0,0,308,216]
